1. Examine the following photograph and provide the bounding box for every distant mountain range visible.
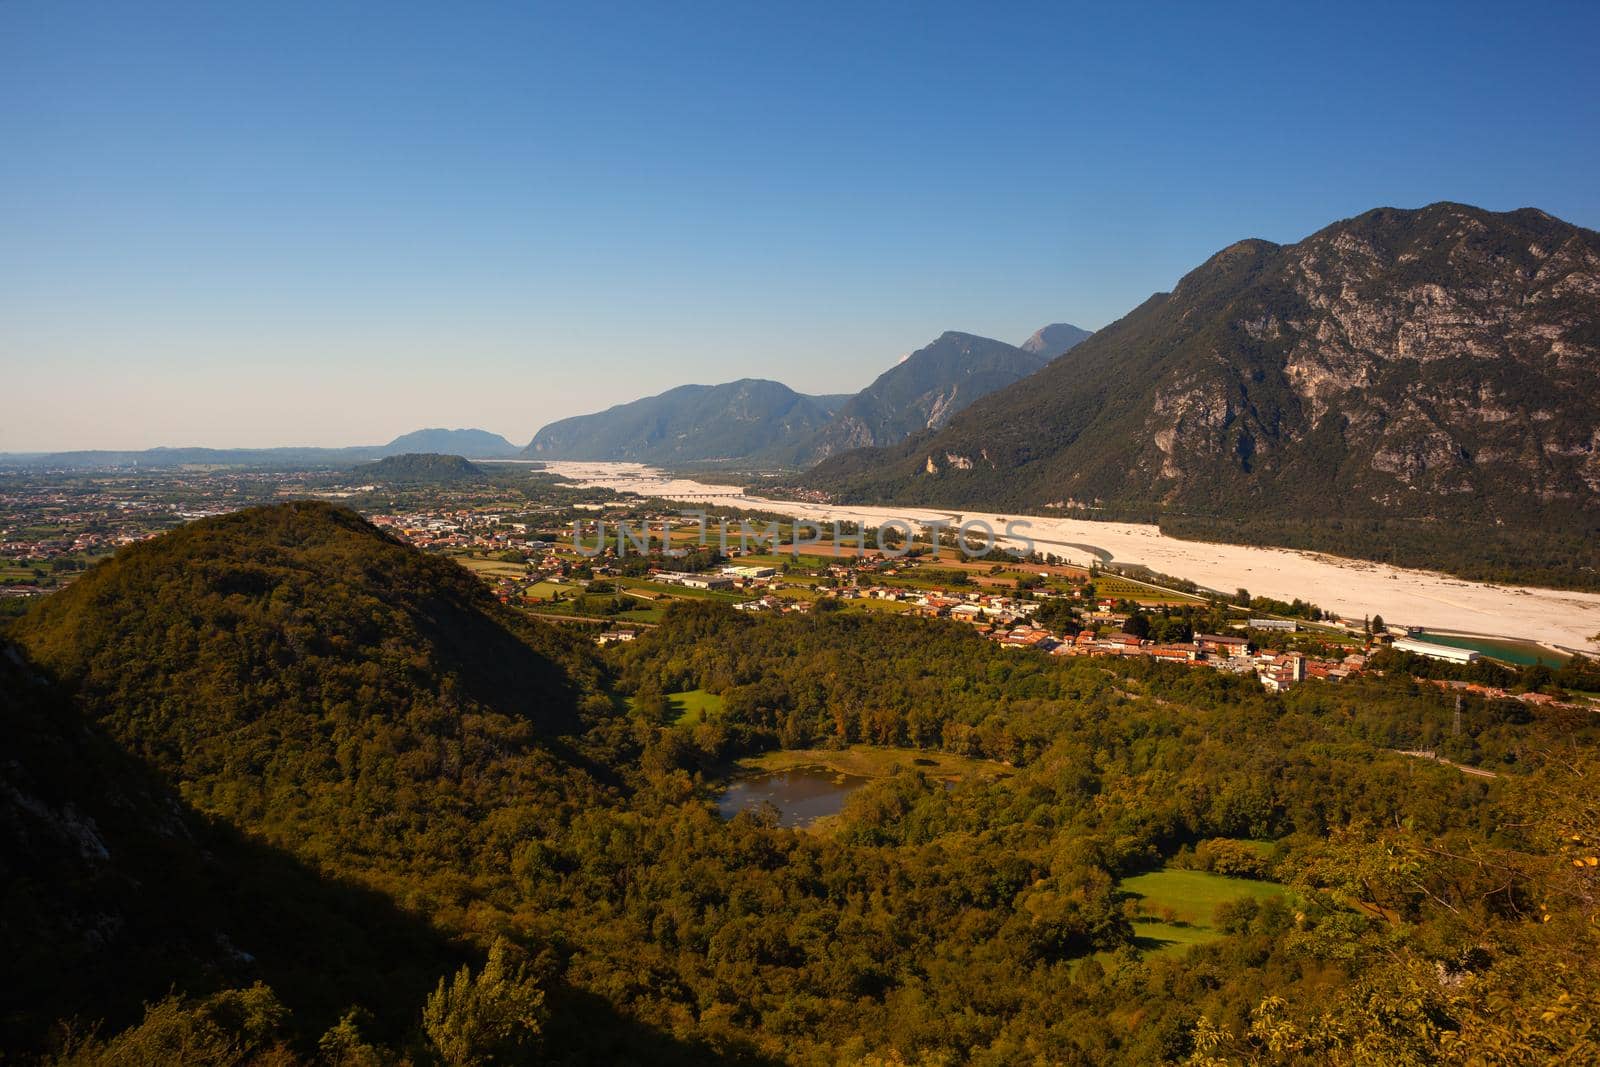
[519,324,1089,466]
[1,428,517,469]
[4,325,1094,474]
[805,203,1600,588]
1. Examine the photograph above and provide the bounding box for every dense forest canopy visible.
[3,504,1598,1064]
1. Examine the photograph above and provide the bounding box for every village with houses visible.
[3,462,1593,714]
[401,507,1591,711]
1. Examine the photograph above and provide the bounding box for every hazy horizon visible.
[6,2,1600,452]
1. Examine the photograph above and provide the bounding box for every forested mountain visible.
[787,331,1053,463]
[7,507,1600,1063]
[807,204,1600,587]
[522,379,848,463]
[1018,321,1092,359]
[351,451,486,484]
[381,427,517,457]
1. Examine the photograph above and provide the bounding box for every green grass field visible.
[1119,867,1286,958]
[667,688,724,725]
[844,597,916,614]
[614,577,749,603]
[617,607,666,624]
[626,688,725,725]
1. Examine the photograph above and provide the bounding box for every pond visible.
[716,767,871,827]
[1412,630,1570,667]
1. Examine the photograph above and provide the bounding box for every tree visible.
[423,939,547,1066]
[317,1010,383,1066]
[61,984,290,1067]
[1371,613,1386,634]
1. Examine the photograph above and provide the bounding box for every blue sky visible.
[4,1,1598,450]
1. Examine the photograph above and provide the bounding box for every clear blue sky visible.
[4,1,1598,450]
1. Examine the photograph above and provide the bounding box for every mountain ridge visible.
[521,326,1085,467]
[784,331,1058,464]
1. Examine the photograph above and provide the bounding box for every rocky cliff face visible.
[809,203,1600,532]
[1133,206,1600,509]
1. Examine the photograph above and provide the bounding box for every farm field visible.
[451,556,530,578]
[1089,573,1207,606]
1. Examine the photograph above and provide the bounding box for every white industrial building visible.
[1392,638,1480,664]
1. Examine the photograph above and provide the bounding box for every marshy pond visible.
[716,767,871,827]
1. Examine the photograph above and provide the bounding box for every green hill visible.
[10,503,613,841]
[351,451,486,483]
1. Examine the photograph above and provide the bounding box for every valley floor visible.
[534,461,1600,654]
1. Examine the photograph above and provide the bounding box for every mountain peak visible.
[1018,323,1092,359]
